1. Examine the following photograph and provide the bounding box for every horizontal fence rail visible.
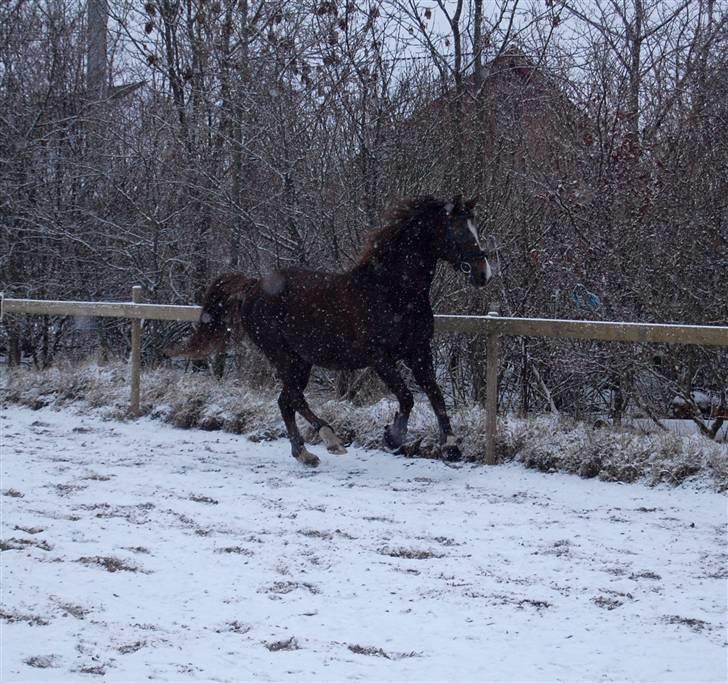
[3,292,728,464]
[2,298,202,322]
[436,315,728,346]
[5,297,728,345]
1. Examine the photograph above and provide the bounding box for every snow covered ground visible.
[1,404,726,682]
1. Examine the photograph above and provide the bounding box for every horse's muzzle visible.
[467,257,492,287]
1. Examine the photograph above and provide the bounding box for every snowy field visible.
[1,405,726,682]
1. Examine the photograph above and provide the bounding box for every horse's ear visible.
[465,195,481,212]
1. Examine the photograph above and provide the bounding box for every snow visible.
[1,405,726,682]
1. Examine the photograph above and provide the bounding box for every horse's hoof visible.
[400,437,423,458]
[383,425,403,451]
[440,435,463,462]
[319,426,347,455]
[295,448,320,467]
[442,445,463,463]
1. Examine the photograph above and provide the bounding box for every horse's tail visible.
[165,273,254,359]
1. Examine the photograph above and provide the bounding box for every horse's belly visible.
[285,328,371,370]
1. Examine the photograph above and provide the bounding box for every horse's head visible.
[440,195,492,287]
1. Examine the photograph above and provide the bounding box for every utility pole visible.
[87,0,108,100]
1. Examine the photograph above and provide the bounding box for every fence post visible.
[485,311,500,465]
[129,285,143,416]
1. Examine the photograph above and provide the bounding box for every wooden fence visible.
[3,288,728,464]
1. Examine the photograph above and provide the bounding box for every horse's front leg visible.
[409,349,462,462]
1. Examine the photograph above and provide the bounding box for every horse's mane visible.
[357,195,444,266]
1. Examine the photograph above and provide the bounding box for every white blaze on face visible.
[467,219,483,251]
[484,256,493,280]
[467,219,493,280]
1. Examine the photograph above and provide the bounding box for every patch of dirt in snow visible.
[377,545,445,560]
[347,643,421,660]
[23,655,61,670]
[1,537,52,552]
[264,636,300,652]
[0,610,50,627]
[77,556,147,573]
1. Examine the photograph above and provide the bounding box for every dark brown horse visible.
[171,195,492,466]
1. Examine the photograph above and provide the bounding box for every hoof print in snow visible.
[54,599,91,619]
[348,644,420,660]
[123,546,151,554]
[82,472,113,481]
[298,528,334,540]
[77,556,145,573]
[189,494,219,505]
[25,655,61,669]
[265,636,299,652]
[1,610,50,626]
[1,537,52,552]
[516,599,551,611]
[215,545,254,556]
[629,570,662,580]
[77,665,106,676]
[662,615,709,632]
[377,546,443,560]
[3,488,24,498]
[260,581,320,597]
[593,595,624,610]
[216,621,251,635]
[348,644,392,659]
[118,641,146,654]
[53,483,87,497]
[593,590,633,610]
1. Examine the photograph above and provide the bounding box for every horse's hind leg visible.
[277,359,346,464]
[278,385,320,467]
[286,362,347,455]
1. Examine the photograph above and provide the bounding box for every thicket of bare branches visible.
[2,0,726,435]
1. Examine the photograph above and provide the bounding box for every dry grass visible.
[501,415,727,491]
[3,360,726,492]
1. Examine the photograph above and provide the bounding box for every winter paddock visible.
[3,0,728,680]
[1,404,726,681]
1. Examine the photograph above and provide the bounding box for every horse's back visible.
[243,267,427,370]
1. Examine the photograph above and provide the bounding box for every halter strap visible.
[444,217,485,268]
